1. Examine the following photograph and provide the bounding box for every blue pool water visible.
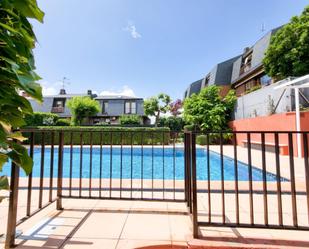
[1,147,281,181]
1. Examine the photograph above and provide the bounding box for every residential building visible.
[183,56,241,99]
[231,26,281,96]
[28,89,148,125]
[93,95,147,124]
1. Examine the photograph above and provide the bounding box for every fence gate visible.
[4,129,190,248]
[185,131,309,238]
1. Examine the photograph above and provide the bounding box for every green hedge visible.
[24,112,59,126]
[22,126,171,145]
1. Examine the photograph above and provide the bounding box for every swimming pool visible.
[1,147,281,181]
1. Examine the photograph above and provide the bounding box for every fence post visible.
[190,133,199,238]
[5,161,20,248]
[184,133,189,205]
[57,131,64,210]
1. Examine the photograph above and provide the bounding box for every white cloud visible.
[124,21,141,39]
[40,81,62,96]
[99,85,136,97]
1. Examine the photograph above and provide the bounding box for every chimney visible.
[87,90,92,96]
[59,89,66,95]
[243,47,250,54]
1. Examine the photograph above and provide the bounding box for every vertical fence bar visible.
[247,133,254,225]
[288,133,298,227]
[184,133,188,204]
[220,132,225,224]
[120,131,123,198]
[49,131,55,202]
[5,161,20,249]
[303,133,309,224]
[188,133,192,213]
[152,132,154,199]
[26,132,34,216]
[109,132,113,198]
[130,132,133,199]
[99,132,103,198]
[173,133,176,201]
[38,132,45,208]
[191,133,198,238]
[79,132,83,197]
[162,131,165,200]
[57,131,64,210]
[89,131,93,197]
[207,133,211,223]
[261,132,268,226]
[141,132,144,199]
[274,132,283,226]
[69,132,73,197]
[233,133,239,225]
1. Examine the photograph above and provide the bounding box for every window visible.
[240,50,253,74]
[125,101,137,114]
[102,101,108,114]
[204,76,210,87]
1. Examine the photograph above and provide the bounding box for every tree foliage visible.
[263,5,309,78]
[183,86,237,131]
[0,0,44,197]
[67,96,100,125]
[144,93,171,126]
[24,112,59,126]
[158,116,184,132]
[169,99,183,117]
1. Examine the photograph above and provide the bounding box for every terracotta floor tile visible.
[116,239,171,249]
[71,211,128,239]
[63,238,118,249]
[121,213,170,240]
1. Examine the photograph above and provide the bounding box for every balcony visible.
[51,106,64,113]
[239,63,252,75]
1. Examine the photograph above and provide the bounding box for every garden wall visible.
[229,111,309,156]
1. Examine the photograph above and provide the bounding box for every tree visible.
[169,99,183,117]
[183,86,237,131]
[263,5,309,79]
[158,116,184,133]
[67,96,100,125]
[144,93,171,126]
[0,0,44,199]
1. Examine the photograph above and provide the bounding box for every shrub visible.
[119,115,141,125]
[22,127,171,145]
[158,116,184,132]
[183,86,237,132]
[67,96,100,125]
[24,112,58,126]
[55,118,71,126]
[196,135,207,145]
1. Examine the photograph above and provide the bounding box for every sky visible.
[32,0,308,100]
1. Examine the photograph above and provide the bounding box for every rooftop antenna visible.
[261,22,265,33]
[61,77,70,89]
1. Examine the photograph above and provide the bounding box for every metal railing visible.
[4,129,187,247]
[185,131,309,238]
[4,128,309,247]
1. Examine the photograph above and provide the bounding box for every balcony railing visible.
[51,106,64,113]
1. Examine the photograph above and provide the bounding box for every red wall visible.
[229,111,309,156]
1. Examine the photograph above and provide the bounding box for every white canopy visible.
[274,74,309,157]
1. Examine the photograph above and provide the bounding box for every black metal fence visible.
[185,131,309,238]
[5,129,186,247]
[4,129,309,247]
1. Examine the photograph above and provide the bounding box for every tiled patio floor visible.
[1,198,309,249]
